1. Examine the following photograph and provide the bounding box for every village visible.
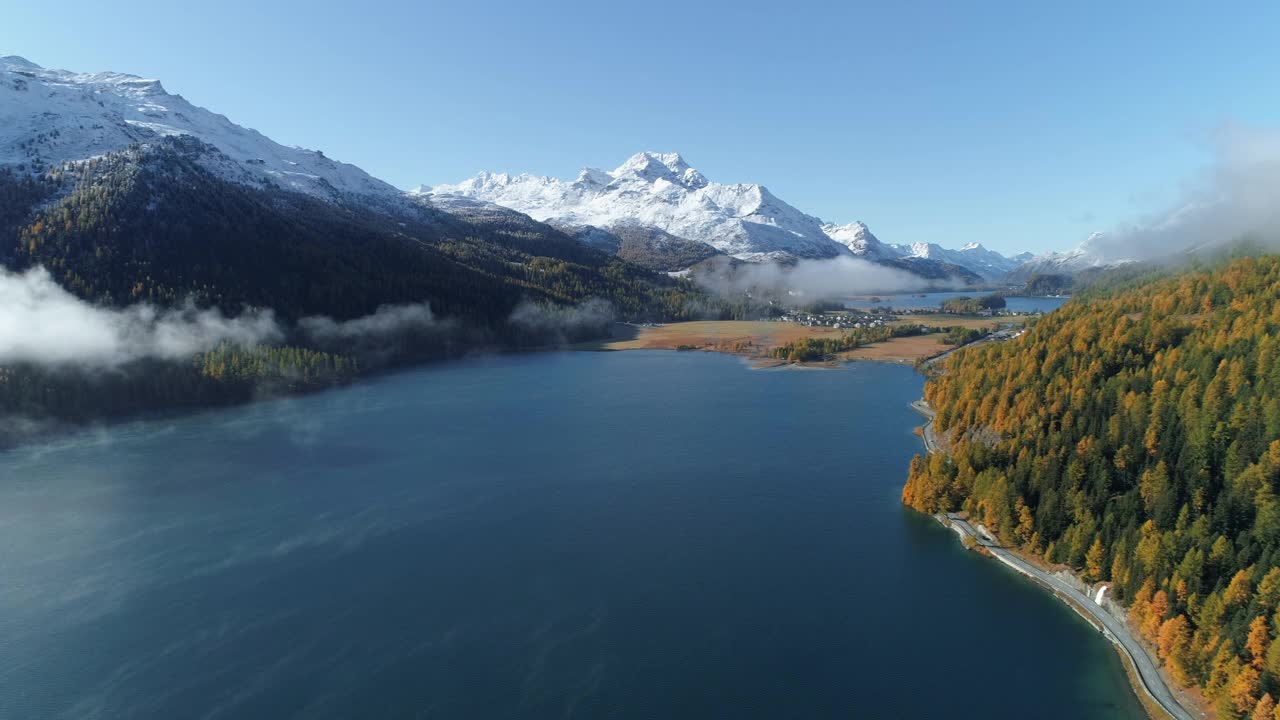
[775,311,893,330]
[775,306,1044,330]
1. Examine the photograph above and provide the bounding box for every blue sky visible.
[5,0,1278,255]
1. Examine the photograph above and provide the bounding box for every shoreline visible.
[1,340,931,453]
[582,320,991,367]
[910,398,1199,720]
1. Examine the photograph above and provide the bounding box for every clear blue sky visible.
[5,0,1279,255]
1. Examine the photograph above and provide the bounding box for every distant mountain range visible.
[423,154,1038,282]
[1,53,1123,305]
[1005,232,1123,282]
[423,153,839,263]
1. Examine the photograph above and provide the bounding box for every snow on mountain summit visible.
[822,223,1027,280]
[1009,232,1124,279]
[886,240,1030,280]
[425,153,1038,274]
[425,153,845,261]
[821,221,898,261]
[0,56,399,202]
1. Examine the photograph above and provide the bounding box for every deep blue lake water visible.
[844,291,1069,314]
[0,351,1142,719]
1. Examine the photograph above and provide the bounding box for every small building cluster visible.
[776,312,891,330]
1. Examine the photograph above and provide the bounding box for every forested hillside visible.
[902,256,1280,719]
[3,137,719,326]
[0,138,756,437]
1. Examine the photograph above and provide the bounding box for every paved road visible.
[946,514,1196,720]
[909,400,939,454]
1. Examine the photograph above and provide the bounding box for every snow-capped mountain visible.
[1008,232,1128,280]
[890,242,1033,281]
[1,55,1036,283]
[423,153,1034,280]
[421,152,846,262]
[823,222,1030,281]
[822,221,900,261]
[0,56,398,203]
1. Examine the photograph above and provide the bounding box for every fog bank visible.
[0,267,281,368]
[509,298,615,343]
[693,256,931,304]
[300,303,444,342]
[1086,124,1280,263]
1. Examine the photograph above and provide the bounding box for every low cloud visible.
[300,303,442,342]
[694,256,929,304]
[1086,123,1280,263]
[509,298,615,343]
[298,302,456,365]
[0,266,281,368]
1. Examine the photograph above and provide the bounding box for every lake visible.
[0,351,1143,719]
[845,291,1069,314]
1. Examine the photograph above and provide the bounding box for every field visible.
[585,321,967,365]
[840,333,952,364]
[887,314,1016,330]
[587,321,843,355]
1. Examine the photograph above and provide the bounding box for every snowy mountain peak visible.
[822,222,896,260]
[614,151,690,176]
[425,154,1036,274]
[610,151,706,190]
[427,153,844,261]
[575,167,612,188]
[2,56,42,71]
[0,57,399,202]
[907,242,935,258]
[866,238,1031,280]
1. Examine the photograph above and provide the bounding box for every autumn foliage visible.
[902,256,1280,718]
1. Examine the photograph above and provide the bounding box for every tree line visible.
[771,324,927,362]
[901,255,1280,719]
[938,294,1006,314]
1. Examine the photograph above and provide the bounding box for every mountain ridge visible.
[422,151,845,263]
[1,55,400,205]
[427,154,1033,282]
[2,55,1035,288]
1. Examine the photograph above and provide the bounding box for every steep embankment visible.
[904,256,1280,720]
